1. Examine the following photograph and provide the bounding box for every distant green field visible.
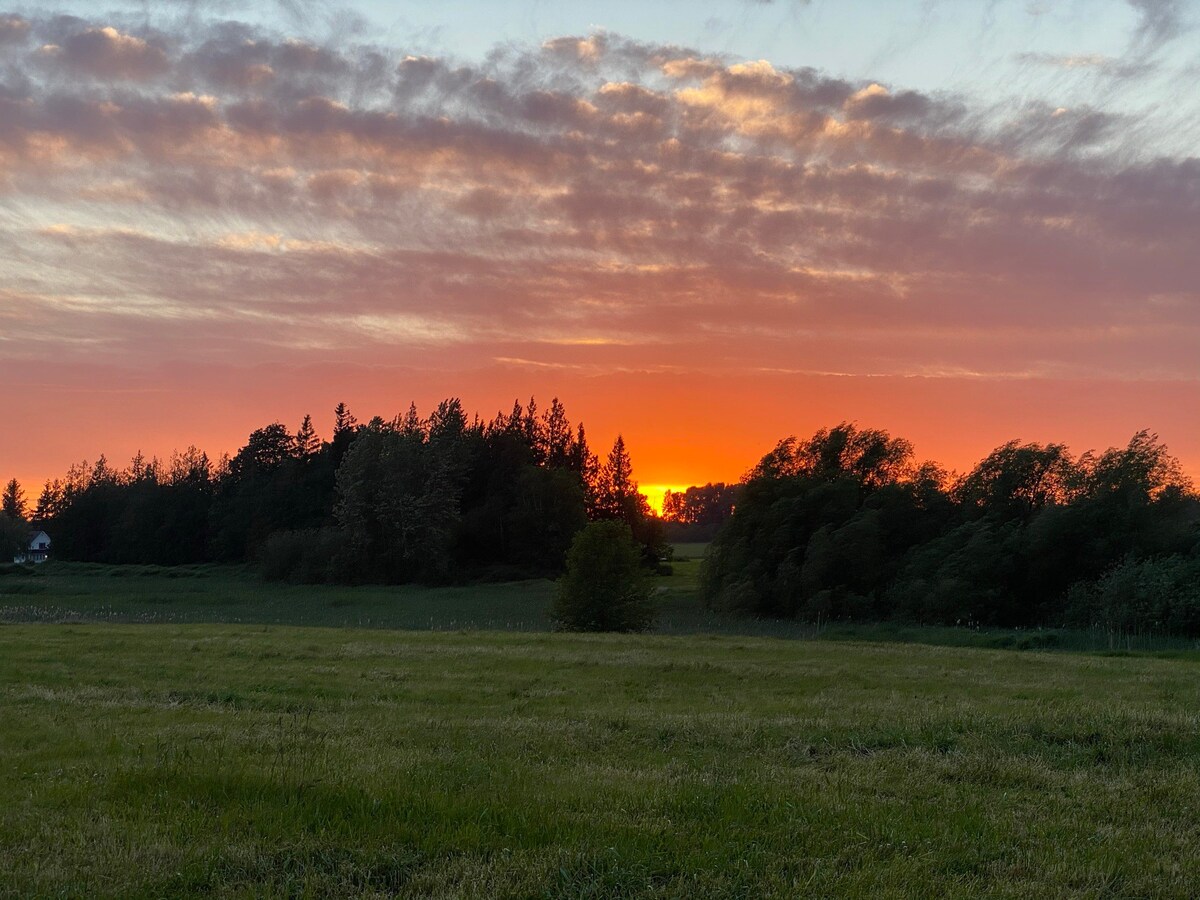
[4,624,1200,897]
[667,542,710,561]
[0,562,557,631]
[2,559,1197,654]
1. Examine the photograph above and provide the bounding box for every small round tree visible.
[552,520,654,632]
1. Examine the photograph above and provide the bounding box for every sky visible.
[1,0,1199,508]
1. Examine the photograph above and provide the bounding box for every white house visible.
[14,531,50,564]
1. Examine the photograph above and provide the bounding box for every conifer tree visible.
[333,402,357,438]
[543,397,572,468]
[398,402,425,438]
[34,480,64,523]
[295,414,320,457]
[594,435,641,520]
[331,402,359,466]
[2,479,26,522]
[523,396,545,462]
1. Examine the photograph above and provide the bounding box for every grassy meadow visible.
[4,557,1200,896]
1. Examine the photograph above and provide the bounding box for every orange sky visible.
[5,361,1200,510]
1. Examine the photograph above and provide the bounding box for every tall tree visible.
[593,435,642,521]
[397,402,425,438]
[543,397,573,468]
[336,425,459,582]
[522,396,544,463]
[34,480,64,524]
[2,479,27,522]
[331,402,359,467]
[295,414,321,457]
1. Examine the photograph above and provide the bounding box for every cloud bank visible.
[0,8,1197,386]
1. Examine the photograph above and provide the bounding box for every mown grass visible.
[4,624,1200,897]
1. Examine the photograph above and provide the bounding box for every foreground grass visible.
[4,624,1200,897]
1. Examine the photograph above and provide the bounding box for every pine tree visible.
[333,403,357,439]
[295,414,321,457]
[594,435,636,520]
[90,455,117,487]
[2,479,27,522]
[571,423,597,482]
[398,402,425,438]
[523,396,545,462]
[504,399,524,436]
[128,451,149,483]
[543,397,572,468]
[34,479,64,523]
[331,402,359,466]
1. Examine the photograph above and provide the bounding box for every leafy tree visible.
[955,441,1082,521]
[229,424,296,479]
[661,482,739,526]
[2,479,26,522]
[750,424,914,487]
[552,520,654,632]
[704,424,943,619]
[1064,555,1200,636]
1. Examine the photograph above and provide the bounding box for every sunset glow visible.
[641,485,690,517]
[2,1,1200,491]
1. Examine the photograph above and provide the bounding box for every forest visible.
[702,424,1200,635]
[1,398,666,584]
[4,406,1200,635]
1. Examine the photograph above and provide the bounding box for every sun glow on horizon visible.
[641,483,691,517]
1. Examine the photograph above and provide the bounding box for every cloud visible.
[39,22,171,81]
[0,11,1196,386]
[0,13,28,43]
[1127,0,1186,55]
[1015,50,1151,80]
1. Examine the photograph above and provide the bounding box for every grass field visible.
[5,624,1200,897]
[3,558,1197,653]
[5,558,1200,895]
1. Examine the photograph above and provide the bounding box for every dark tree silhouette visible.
[2,479,26,522]
[295,414,321,458]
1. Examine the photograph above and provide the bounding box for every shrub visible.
[552,521,654,632]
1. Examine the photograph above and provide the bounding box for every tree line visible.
[0,398,665,582]
[702,424,1200,635]
[8,409,1200,637]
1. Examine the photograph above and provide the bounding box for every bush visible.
[1065,555,1200,636]
[552,521,654,632]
